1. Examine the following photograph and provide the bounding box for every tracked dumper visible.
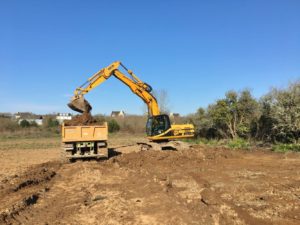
[61,121,108,162]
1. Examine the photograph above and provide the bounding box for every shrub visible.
[20,120,30,128]
[182,138,221,146]
[108,119,120,133]
[227,138,250,149]
[30,121,38,127]
[44,118,59,128]
[272,143,300,152]
[0,118,19,132]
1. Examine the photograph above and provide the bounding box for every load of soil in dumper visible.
[64,112,99,126]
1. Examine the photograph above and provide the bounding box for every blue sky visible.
[1,0,299,115]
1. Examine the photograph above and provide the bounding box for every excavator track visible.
[137,141,192,151]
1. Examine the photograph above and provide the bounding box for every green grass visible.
[0,137,60,150]
[0,129,61,151]
[227,138,250,150]
[184,137,251,150]
[272,143,300,152]
[0,129,60,140]
[183,138,224,147]
[186,137,300,152]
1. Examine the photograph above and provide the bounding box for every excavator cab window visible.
[146,115,171,136]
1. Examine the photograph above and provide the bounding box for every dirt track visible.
[0,141,300,225]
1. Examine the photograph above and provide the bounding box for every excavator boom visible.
[68,61,160,116]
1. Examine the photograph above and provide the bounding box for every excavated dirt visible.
[64,112,98,126]
[0,145,299,225]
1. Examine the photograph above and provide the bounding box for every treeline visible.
[0,81,299,145]
[188,81,300,144]
[0,116,62,138]
[93,115,147,133]
[0,115,146,135]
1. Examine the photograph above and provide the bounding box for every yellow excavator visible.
[68,61,194,150]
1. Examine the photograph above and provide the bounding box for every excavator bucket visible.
[68,96,92,113]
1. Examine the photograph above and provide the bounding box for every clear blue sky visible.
[1,0,299,115]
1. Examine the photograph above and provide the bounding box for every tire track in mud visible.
[0,161,61,225]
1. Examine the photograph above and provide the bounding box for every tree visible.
[258,81,300,143]
[236,89,260,138]
[207,89,259,139]
[207,99,233,138]
[193,107,218,139]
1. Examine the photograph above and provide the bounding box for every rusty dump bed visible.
[62,122,108,143]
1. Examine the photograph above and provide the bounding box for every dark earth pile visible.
[64,112,98,126]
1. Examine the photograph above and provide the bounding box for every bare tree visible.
[153,89,171,114]
[141,89,171,115]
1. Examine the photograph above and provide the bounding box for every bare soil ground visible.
[0,135,299,225]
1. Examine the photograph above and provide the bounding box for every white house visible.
[15,112,43,126]
[169,113,180,118]
[56,113,72,124]
[111,110,125,117]
[14,112,34,120]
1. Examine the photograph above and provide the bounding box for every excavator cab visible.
[146,115,171,137]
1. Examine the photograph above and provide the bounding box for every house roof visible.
[111,110,125,116]
[15,112,43,119]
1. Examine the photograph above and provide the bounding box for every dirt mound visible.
[64,112,98,126]
[1,143,300,224]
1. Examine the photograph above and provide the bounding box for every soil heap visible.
[64,112,98,126]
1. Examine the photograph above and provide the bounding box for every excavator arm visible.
[68,61,160,116]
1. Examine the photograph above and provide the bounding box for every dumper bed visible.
[61,122,108,161]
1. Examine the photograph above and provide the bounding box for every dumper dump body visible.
[61,122,108,161]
